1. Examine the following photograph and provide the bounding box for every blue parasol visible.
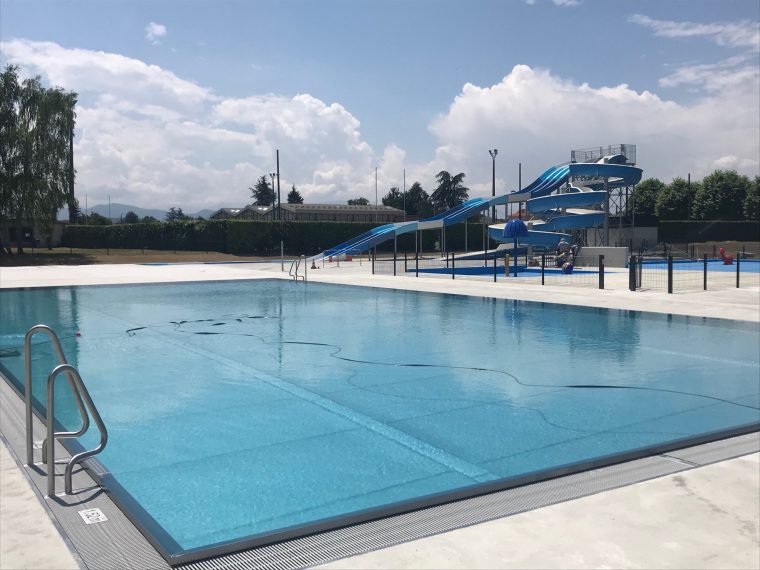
[502,219,529,277]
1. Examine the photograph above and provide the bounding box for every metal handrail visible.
[288,256,307,281]
[288,257,300,280]
[25,325,89,466]
[46,364,108,496]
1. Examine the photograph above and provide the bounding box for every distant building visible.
[210,203,405,223]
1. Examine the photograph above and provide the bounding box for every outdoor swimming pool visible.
[1,280,758,563]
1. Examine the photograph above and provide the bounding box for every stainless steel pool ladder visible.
[24,324,108,496]
[288,255,307,281]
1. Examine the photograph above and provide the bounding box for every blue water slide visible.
[526,191,607,215]
[425,197,491,223]
[318,160,643,258]
[324,224,397,256]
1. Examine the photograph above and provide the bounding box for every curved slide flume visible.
[319,160,642,260]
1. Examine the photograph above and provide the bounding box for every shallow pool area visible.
[1,279,758,562]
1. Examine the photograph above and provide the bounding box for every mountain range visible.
[63,203,216,221]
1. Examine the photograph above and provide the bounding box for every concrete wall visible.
[586,226,658,249]
[576,246,629,268]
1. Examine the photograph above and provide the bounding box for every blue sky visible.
[1,0,758,210]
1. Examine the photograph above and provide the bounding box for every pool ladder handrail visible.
[288,255,307,281]
[24,324,108,496]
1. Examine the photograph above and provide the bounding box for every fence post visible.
[736,251,740,288]
[493,254,497,282]
[452,252,455,280]
[598,254,605,290]
[541,253,545,285]
[404,251,407,273]
[629,255,636,291]
[667,255,673,294]
[393,238,397,276]
[371,247,375,275]
[703,254,708,290]
[280,241,284,271]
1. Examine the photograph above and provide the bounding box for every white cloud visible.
[553,0,581,7]
[0,38,756,215]
[145,22,167,44]
[0,39,394,210]
[629,14,760,49]
[428,64,759,196]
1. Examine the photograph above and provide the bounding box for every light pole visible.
[489,149,498,222]
[375,167,378,223]
[269,173,276,219]
[403,168,406,222]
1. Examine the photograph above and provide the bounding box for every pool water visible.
[1,280,758,559]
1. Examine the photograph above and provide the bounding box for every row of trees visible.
[348,171,471,216]
[632,170,758,221]
[0,65,77,253]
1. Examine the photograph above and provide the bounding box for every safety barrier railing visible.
[24,324,108,496]
[371,250,606,288]
[629,253,759,293]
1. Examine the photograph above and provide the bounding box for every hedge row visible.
[61,219,497,255]
[658,221,760,243]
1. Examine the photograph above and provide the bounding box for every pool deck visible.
[1,260,758,569]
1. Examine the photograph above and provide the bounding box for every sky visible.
[1,0,759,211]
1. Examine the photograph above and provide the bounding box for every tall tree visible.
[347,197,370,206]
[405,181,433,217]
[431,171,469,211]
[631,178,665,217]
[692,170,750,220]
[165,207,190,221]
[123,210,139,224]
[0,65,77,253]
[744,176,759,221]
[250,176,275,206]
[655,177,697,220]
[287,185,304,204]
[381,187,404,210]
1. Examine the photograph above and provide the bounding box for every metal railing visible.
[24,324,108,496]
[288,255,307,281]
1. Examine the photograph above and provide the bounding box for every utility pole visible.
[276,149,281,220]
[403,168,406,221]
[269,173,276,218]
[68,116,75,223]
[375,167,378,223]
[489,149,498,222]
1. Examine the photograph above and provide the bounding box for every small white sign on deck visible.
[78,508,108,524]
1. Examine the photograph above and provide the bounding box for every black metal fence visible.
[628,253,760,293]
[371,250,608,289]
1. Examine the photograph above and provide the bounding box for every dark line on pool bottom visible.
[170,329,760,413]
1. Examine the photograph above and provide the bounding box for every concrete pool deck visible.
[1,260,758,569]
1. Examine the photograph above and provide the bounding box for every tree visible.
[692,170,750,220]
[655,177,697,220]
[82,212,111,225]
[123,210,139,224]
[165,207,190,221]
[405,181,432,217]
[287,185,304,204]
[141,215,158,223]
[347,197,370,206]
[250,176,274,206]
[0,65,77,253]
[431,171,469,212]
[381,187,404,210]
[631,178,665,217]
[744,176,759,221]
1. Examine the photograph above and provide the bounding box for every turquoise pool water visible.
[1,280,758,559]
